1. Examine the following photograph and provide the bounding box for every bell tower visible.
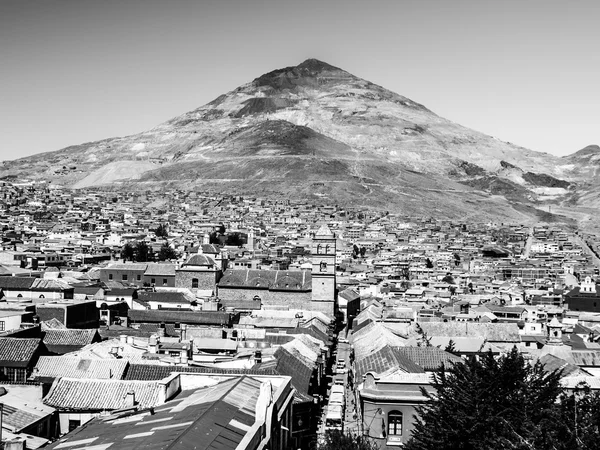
[311,225,336,315]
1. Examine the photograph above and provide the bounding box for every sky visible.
[1,0,599,161]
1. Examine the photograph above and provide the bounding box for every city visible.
[0,179,599,448]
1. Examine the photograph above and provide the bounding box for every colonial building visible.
[310,225,337,316]
[175,254,222,294]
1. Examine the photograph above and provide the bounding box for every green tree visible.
[425,258,434,269]
[405,347,567,450]
[157,242,177,261]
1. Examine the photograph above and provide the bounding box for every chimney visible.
[125,391,136,408]
[148,335,158,354]
[119,335,127,344]
[126,336,135,345]
[4,438,26,450]
[158,323,166,337]
[180,323,187,341]
[181,349,189,364]
[254,350,262,364]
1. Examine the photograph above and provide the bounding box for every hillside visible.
[1,58,595,224]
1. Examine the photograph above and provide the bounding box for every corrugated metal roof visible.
[44,376,284,450]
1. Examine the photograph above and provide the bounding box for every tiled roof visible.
[355,345,424,380]
[123,363,278,381]
[138,291,190,304]
[274,347,313,396]
[33,356,129,380]
[106,263,148,271]
[43,329,99,347]
[218,269,311,291]
[43,378,164,410]
[144,263,176,276]
[184,254,216,267]
[571,350,600,367]
[538,354,589,377]
[411,322,521,342]
[31,279,72,291]
[395,346,462,371]
[40,318,66,330]
[0,338,41,366]
[0,277,36,290]
[128,309,233,326]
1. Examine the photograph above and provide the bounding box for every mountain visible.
[0,59,595,223]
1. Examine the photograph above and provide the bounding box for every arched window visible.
[17,294,23,298]
[316,244,322,254]
[192,278,199,289]
[388,411,403,436]
[39,294,45,299]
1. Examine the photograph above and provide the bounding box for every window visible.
[0,321,4,331]
[109,273,113,280]
[388,411,403,436]
[320,261,327,272]
[68,420,81,432]
[122,274,128,281]
[39,294,45,299]
[137,274,141,281]
[151,278,156,284]
[192,278,199,288]
[163,278,167,286]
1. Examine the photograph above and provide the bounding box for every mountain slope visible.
[0,59,592,223]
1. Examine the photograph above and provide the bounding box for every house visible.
[128,309,237,328]
[360,372,434,447]
[565,277,600,313]
[137,291,195,310]
[0,337,45,383]
[41,328,102,355]
[99,263,147,286]
[0,384,57,444]
[143,263,176,287]
[43,376,180,435]
[36,301,99,329]
[217,269,312,310]
[175,254,222,294]
[31,356,129,382]
[43,374,294,450]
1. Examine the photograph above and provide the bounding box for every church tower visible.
[311,225,336,316]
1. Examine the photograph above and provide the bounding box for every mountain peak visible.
[295,58,341,72]
[253,59,352,90]
[565,144,600,159]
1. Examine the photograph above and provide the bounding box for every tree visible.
[134,241,151,262]
[157,242,177,261]
[315,430,377,450]
[425,258,434,269]
[443,339,458,355]
[441,273,455,284]
[121,242,135,261]
[415,323,432,347]
[154,223,168,238]
[453,252,461,267]
[405,347,572,450]
[360,247,366,258]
